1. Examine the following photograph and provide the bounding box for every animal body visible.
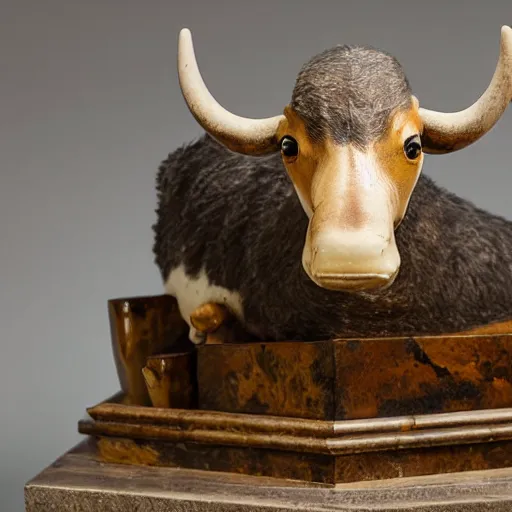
[153,27,512,343]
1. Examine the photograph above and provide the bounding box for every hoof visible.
[189,326,207,345]
[190,303,230,333]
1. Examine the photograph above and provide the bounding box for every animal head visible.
[177,27,512,292]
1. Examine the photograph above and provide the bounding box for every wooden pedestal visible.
[75,294,512,485]
[79,391,512,485]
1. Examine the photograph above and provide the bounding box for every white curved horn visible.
[177,28,285,155]
[420,25,512,154]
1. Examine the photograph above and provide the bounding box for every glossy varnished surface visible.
[334,334,512,419]
[79,395,512,483]
[99,295,512,484]
[108,294,190,406]
[197,341,335,419]
[142,351,197,409]
[197,334,512,420]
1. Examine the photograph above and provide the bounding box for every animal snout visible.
[307,229,400,291]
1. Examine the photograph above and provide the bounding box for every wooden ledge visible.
[79,394,512,484]
[86,397,512,435]
[80,399,512,456]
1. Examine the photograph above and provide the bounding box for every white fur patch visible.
[164,264,244,343]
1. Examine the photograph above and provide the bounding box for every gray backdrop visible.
[1,1,511,510]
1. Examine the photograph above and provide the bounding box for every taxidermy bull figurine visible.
[153,27,512,344]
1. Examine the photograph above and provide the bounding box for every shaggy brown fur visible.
[153,45,512,341]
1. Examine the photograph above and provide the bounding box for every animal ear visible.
[419,26,512,155]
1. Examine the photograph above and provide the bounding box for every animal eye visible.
[404,135,422,160]
[280,136,299,158]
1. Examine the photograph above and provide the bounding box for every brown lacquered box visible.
[76,294,512,485]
